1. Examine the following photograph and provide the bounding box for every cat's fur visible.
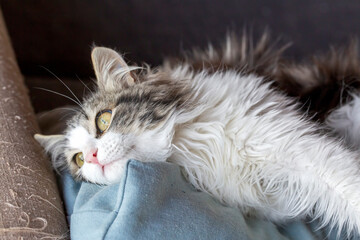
[276,40,360,150]
[35,36,360,237]
[166,32,288,77]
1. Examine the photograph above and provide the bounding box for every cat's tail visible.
[165,31,290,78]
[275,39,360,122]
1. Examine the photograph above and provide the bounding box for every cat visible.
[275,40,360,150]
[35,35,360,237]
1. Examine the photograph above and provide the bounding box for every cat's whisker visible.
[34,87,84,109]
[76,74,93,95]
[59,111,78,121]
[37,106,79,118]
[37,108,79,123]
[40,66,83,107]
[57,106,79,112]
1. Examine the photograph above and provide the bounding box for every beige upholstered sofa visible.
[0,9,69,239]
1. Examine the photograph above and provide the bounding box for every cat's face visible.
[35,47,181,184]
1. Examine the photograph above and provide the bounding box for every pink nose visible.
[85,148,101,165]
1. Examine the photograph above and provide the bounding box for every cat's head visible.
[35,47,188,184]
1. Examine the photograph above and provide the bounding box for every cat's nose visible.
[85,148,101,165]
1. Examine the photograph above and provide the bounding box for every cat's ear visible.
[91,47,135,91]
[34,134,67,172]
[34,134,65,151]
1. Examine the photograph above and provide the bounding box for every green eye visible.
[73,152,84,168]
[96,110,112,133]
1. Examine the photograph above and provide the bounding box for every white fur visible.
[166,67,360,236]
[326,93,360,150]
[68,126,97,151]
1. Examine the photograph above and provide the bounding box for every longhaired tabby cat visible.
[35,35,360,237]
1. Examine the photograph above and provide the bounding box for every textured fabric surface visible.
[62,160,342,240]
[0,8,69,239]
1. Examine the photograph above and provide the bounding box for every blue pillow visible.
[60,160,341,240]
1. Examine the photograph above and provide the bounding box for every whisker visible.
[76,74,93,94]
[59,111,77,121]
[34,87,83,108]
[37,107,79,120]
[40,66,83,106]
[56,106,79,111]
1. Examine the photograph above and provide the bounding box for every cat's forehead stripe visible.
[116,92,150,105]
[80,110,89,120]
[112,91,175,127]
[116,89,179,108]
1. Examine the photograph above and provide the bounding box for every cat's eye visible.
[73,152,84,168]
[96,110,112,133]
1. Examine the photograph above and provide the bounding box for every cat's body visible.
[35,36,360,237]
[170,67,360,225]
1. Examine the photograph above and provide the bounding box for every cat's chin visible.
[102,159,128,184]
[82,158,129,185]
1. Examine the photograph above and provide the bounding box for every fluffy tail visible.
[275,39,360,122]
[165,31,289,77]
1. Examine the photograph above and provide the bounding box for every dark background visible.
[1,0,360,111]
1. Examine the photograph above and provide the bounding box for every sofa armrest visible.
[0,8,68,239]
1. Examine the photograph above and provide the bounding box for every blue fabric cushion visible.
[60,160,343,240]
